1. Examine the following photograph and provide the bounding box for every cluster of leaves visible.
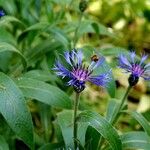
[0,0,150,149]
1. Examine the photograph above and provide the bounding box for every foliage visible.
[0,0,150,149]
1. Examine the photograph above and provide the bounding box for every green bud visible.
[79,0,88,12]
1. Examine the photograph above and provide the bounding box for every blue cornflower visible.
[0,10,5,17]
[53,49,111,93]
[118,51,150,86]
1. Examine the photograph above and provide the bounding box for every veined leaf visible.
[57,110,88,149]
[77,111,122,150]
[16,77,72,109]
[0,42,27,68]
[121,131,150,150]
[105,99,120,123]
[0,73,33,149]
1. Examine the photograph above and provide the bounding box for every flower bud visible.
[128,74,139,87]
[79,0,88,12]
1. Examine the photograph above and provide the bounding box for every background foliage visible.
[0,0,150,149]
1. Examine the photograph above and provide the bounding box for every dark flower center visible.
[73,80,85,93]
[128,74,139,86]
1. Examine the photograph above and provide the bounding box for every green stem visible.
[117,85,132,113]
[73,92,80,150]
[73,13,83,48]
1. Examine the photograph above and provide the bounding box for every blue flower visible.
[0,10,5,17]
[118,51,150,86]
[53,49,111,93]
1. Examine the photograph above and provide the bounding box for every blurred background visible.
[0,0,150,149]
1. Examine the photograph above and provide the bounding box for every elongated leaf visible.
[121,132,150,150]
[0,136,9,150]
[129,111,150,137]
[18,22,50,42]
[85,126,101,150]
[16,77,72,109]
[0,16,25,27]
[23,70,57,82]
[48,27,70,48]
[106,99,120,123]
[0,42,27,68]
[57,110,88,149]
[0,73,33,149]
[77,111,122,150]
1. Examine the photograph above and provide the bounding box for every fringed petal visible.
[88,71,111,87]
[53,61,72,78]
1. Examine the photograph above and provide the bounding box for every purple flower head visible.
[0,10,5,17]
[118,51,150,86]
[53,49,111,93]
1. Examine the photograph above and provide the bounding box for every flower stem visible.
[73,92,80,149]
[73,13,83,48]
[118,85,132,112]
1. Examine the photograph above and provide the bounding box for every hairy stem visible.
[73,92,80,149]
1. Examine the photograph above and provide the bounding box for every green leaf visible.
[85,126,101,150]
[0,42,27,68]
[129,111,150,137]
[16,77,72,109]
[99,47,128,57]
[57,110,88,149]
[48,27,70,49]
[77,111,122,150]
[0,73,33,149]
[0,16,25,27]
[121,132,150,150]
[105,99,120,123]
[38,142,64,150]
[18,22,50,42]
[0,135,9,150]
[77,20,114,40]
[23,70,57,82]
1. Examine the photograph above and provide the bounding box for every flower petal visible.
[88,72,111,87]
[141,72,150,80]
[118,54,132,71]
[53,60,72,78]
[139,54,148,65]
[130,51,136,63]
[64,51,73,66]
